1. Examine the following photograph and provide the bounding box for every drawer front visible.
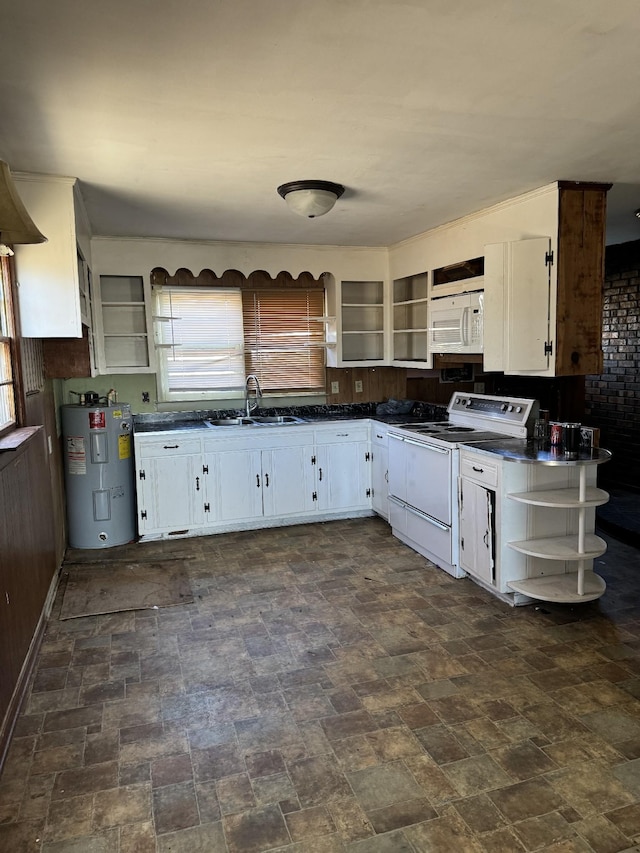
[460,453,499,487]
[204,428,313,454]
[371,425,388,448]
[136,437,202,457]
[314,424,369,444]
[405,505,452,566]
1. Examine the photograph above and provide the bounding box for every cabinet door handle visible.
[472,466,484,473]
[256,474,260,488]
[265,473,269,487]
[163,444,179,449]
[318,468,323,481]
[196,476,200,491]
[385,471,388,482]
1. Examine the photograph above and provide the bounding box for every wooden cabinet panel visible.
[0,431,57,759]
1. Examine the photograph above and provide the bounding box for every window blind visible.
[242,289,325,392]
[154,287,245,397]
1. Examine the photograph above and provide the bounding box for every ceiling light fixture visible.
[277,180,345,218]
[0,160,47,256]
[635,208,640,219]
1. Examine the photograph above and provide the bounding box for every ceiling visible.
[2,0,640,248]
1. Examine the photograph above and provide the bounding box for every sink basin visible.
[205,415,308,427]
[250,415,307,424]
[206,417,254,426]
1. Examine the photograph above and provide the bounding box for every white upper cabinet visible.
[483,182,610,377]
[14,175,92,338]
[391,271,430,367]
[484,237,553,374]
[326,278,388,366]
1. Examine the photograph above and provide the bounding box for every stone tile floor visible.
[2,517,640,852]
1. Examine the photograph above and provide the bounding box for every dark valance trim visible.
[150,267,324,289]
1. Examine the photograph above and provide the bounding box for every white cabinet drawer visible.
[136,437,202,457]
[460,452,499,487]
[371,423,388,448]
[314,424,369,444]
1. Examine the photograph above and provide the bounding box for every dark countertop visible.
[132,409,442,434]
[462,438,612,465]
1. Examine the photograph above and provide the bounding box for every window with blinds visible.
[153,285,326,400]
[242,289,325,392]
[0,259,16,433]
[154,287,245,400]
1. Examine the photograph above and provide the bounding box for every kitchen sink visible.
[206,417,254,426]
[250,415,306,424]
[205,415,308,427]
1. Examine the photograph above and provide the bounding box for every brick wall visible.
[585,239,640,488]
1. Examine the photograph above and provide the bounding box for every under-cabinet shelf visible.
[508,572,606,603]
[507,487,609,508]
[507,533,607,560]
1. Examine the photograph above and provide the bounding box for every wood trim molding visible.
[150,267,323,289]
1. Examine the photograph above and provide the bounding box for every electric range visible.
[385,393,538,578]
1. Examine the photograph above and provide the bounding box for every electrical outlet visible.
[474,382,485,393]
[355,380,363,393]
[142,391,150,403]
[331,381,340,394]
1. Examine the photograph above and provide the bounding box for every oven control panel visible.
[448,393,538,435]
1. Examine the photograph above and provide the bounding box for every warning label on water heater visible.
[89,410,106,430]
[66,436,86,475]
[118,434,131,460]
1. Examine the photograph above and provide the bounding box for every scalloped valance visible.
[150,267,324,289]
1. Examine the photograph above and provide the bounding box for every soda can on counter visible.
[550,422,563,447]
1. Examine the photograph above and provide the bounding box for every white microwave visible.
[429,291,483,355]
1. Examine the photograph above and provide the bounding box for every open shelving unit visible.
[507,461,610,603]
[99,275,151,371]
[340,280,385,363]
[392,272,429,367]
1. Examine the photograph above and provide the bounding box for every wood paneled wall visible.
[0,428,58,764]
[326,367,407,405]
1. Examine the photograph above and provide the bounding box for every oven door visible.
[389,433,451,524]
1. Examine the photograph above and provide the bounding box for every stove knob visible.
[515,406,522,413]
[501,403,508,412]
[465,399,472,407]
[507,405,514,412]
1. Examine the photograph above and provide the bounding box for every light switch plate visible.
[355,380,363,393]
[331,381,340,394]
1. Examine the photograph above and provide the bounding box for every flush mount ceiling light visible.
[277,180,345,218]
[635,208,640,219]
[0,160,47,256]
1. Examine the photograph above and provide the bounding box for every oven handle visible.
[389,433,404,441]
[404,438,450,454]
[405,504,450,531]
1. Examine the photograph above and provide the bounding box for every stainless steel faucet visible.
[245,374,263,417]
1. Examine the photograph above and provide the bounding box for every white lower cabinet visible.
[135,422,375,540]
[210,447,264,523]
[314,424,371,511]
[206,443,316,523]
[459,451,499,586]
[371,424,389,519]
[136,438,207,535]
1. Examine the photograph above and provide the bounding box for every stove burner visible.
[446,426,474,432]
